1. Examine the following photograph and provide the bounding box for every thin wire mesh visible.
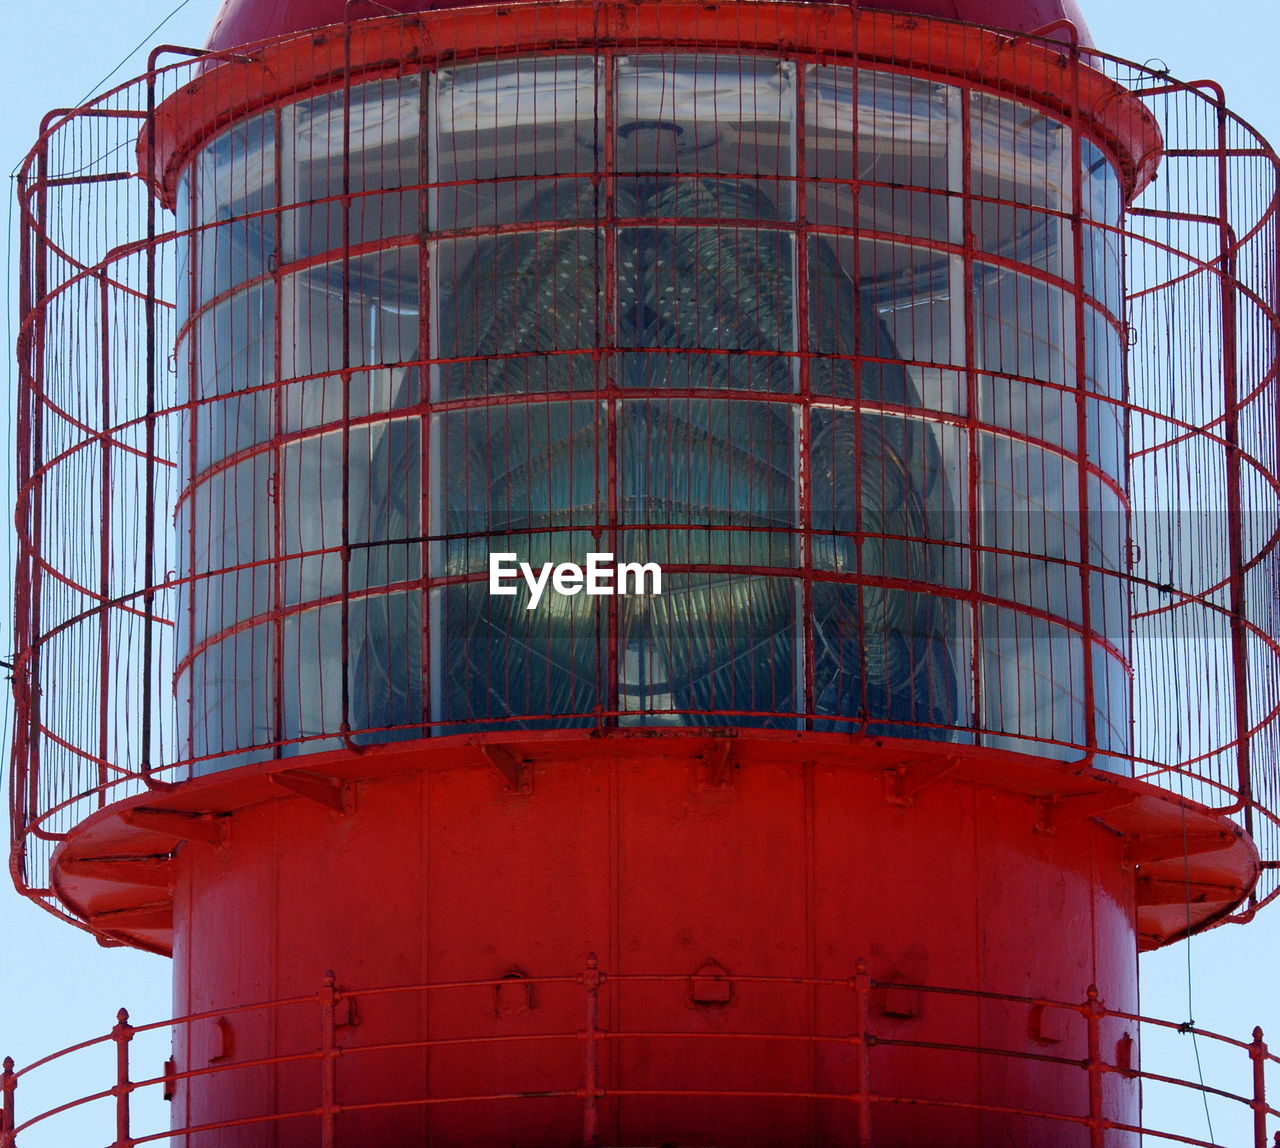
[11,4,1280,923]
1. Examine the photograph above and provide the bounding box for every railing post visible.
[852,958,873,1148]
[1,1056,16,1148]
[1251,1026,1269,1148]
[1084,986,1105,1148]
[320,972,338,1148]
[111,1008,134,1148]
[581,954,603,1148]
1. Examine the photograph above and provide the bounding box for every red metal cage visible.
[8,3,1280,1144]
[13,0,1280,928]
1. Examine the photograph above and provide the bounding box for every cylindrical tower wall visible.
[176,49,1129,770]
[167,743,1142,1148]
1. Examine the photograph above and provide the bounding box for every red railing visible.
[1,965,1277,1147]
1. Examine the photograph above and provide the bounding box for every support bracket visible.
[697,739,735,791]
[1128,831,1237,865]
[1137,876,1245,906]
[120,808,227,847]
[269,769,350,812]
[483,745,532,795]
[883,758,960,805]
[60,854,175,888]
[85,900,172,932]
[1034,790,1136,833]
[209,1016,235,1064]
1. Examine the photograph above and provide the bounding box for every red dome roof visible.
[206,0,1091,53]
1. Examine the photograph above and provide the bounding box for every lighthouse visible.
[8,0,1280,1144]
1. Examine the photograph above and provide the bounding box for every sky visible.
[1,0,1278,1144]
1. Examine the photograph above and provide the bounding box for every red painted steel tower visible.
[9,0,1280,1144]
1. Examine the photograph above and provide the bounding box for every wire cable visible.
[1180,797,1217,1146]
[73,0,199,110]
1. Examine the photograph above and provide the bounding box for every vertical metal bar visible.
[1084,986,1105,1148]
[602,37,620,725]
[582,954,603,1148]
[1214,90,1254,827]
[184,143,200,774]
[320,972,339,1148]
[1251,1027,1269,1148]
[417,64,433,736]
[945,85,970,730]
[13,163,34,848]
[1066,35,1098,766]
[142,70,159,785]
[97,271,113,805]
[425,68,444,730]
[849,28,868,732]
[790,59,812,730]
[1,1056,16,1148]
[25,139,50,825]
[337,19,363,754]
[852,959,873,1148]
[340,20,355,746]
[271,104,286,758]
[1117,79,1136,788]
[112,1009,133,1148]
[958,87,983,739]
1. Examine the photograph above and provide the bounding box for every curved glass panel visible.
[178,55,1128,771]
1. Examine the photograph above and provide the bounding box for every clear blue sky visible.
[1,1,1277,1143]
